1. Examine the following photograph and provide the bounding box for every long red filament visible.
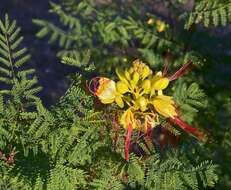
[171,117,206,141]
[169,61,194,81]
[125,123,133,161]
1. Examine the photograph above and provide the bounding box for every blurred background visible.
[0,0,78,107]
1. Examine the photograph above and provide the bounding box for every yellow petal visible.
[152,77,169,90]
[115,96,124,108]
[157,95,175,104]
[115,68,129,84]
[116,81,129,94]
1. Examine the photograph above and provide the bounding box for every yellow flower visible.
[152,95,177,118]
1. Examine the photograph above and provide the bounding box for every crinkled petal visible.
[153,96,177,118]
[96,78,116,104]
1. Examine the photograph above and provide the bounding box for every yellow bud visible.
[137,96,148,112]
[132,72,139,84]
[116,81,129,94]
[152,77,169,90]
[142,79,151,93]
[124,69,131,80]
[142,65,151,79]
[115,96,124,108]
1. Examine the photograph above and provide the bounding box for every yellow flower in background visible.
[147,18,167,33]
[156,19,167,32]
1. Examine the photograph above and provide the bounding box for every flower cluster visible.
[87,59,206,161]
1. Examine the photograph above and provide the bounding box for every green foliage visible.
[0,14,41,104]
[184,0,231,29]
[173,80,207,123]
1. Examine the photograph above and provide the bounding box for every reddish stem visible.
[86,77,101,96]
[125,123,133,161]
[163,49,170,76]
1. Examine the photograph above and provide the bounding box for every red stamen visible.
[86,77,99,95]
[170,117,206,141]
[125,123,133,161]
[168,61,194,81]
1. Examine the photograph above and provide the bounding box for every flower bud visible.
[125,69,131,80]
[132,72,139,84]
[142,65,151,79]
[129,67,134,74]
[116,81,129,94]
[142,79,151,93]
